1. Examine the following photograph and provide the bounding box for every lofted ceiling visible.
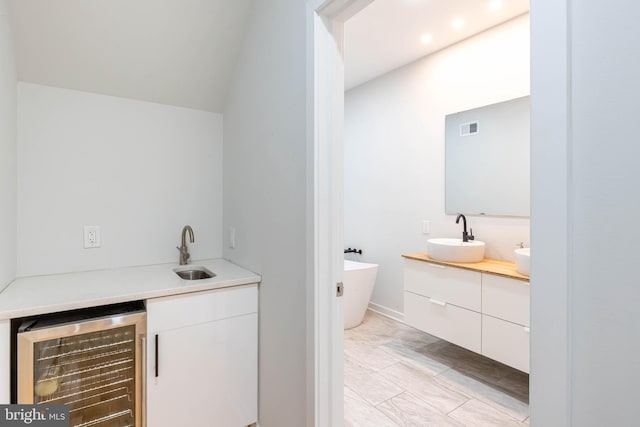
[345,0,530,90]
[7,1,530,110]
[7,0,252,113]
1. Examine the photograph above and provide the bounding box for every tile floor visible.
[344,310,530,426]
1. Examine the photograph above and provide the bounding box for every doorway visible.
[340,1,530,425]
[310,0,572,425]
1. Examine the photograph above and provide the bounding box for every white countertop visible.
[0,259,261,320]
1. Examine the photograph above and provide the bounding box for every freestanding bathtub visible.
[343,259,378,329]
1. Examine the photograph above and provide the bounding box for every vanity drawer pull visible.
[523,326,530,334]
[428,298,447,307]
[426,263,446,269]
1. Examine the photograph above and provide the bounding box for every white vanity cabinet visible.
[403,257,530,373]
[146,283,258,427]
[481,274,530,373]
[404,260,482,353]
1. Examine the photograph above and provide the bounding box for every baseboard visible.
[367,302,404,323]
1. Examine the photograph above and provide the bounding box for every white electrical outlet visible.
[422,220,431,234]
[84,225,101,248]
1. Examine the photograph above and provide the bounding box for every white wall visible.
[531,1,640,425]
[17,83,223,276]
[344,15,530,314]
[222,1,307,426]
[529,1,570,424]
[568,1,640,425]
[0,0,17,291]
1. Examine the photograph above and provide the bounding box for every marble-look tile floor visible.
[344,310,530,426]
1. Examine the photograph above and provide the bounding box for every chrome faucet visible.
[177,225,195,265]
[456,214,475,242]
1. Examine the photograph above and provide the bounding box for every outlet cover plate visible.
[84,225,101,248]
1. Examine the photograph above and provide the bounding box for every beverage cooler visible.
[13,301,146,427]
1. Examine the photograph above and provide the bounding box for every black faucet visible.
[456,214,475,242]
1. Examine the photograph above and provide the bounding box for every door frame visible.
[307,1,373,425]
[308,1,572,425]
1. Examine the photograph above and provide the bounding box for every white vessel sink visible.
[427,238,485,263]
[515,248,530,276]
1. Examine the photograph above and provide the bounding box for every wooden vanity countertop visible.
[402,252,530,282]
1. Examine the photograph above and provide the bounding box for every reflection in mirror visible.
[445,96,530,217]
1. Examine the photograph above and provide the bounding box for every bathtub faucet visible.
[344,248,363,255]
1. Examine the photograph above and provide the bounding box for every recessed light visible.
[489,0,503,11]
[420,33,433,44]
[452,18,464,30]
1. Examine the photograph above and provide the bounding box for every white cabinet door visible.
[482,274,530,327]
[404,259,481,311]
[147,284,258,427]
[405,291,481,353]
[147,313,257,427]
[482,314,530,373]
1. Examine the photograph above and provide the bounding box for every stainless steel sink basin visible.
[173,266,215,280]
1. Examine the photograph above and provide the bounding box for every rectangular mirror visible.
[445,96,530,217]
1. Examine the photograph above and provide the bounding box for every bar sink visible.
[427,238,485,263]
[173,266,216,280]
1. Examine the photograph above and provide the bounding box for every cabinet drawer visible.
[482,315,530,373]
[404,259,481,311]
[482,274,530,326]
[405,291,481,353]
[147,284,258,332]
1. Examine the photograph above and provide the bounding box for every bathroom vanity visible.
[403,252,530,373]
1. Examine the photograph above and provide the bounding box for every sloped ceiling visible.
[345,0,530,90]
[7,1,530,110]
[7,0,252,113]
